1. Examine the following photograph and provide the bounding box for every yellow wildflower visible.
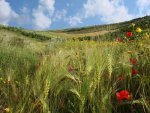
[131,23,135,27]
[136,27,142,33]
[4,108,10,112]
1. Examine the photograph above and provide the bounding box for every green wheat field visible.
[0,16,150,113]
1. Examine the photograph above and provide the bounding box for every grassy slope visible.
[0,29,48,52]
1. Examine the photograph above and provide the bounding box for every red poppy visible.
[116,90,131,101]
[67,65,75,72]
[132,68,138,75]
[126,32,133,37]
[130,58,137,65]
[117,38,123,42]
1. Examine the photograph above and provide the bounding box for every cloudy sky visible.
[0,0,150,30]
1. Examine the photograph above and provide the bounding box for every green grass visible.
[0,39,150,113]
[0,16,150,113]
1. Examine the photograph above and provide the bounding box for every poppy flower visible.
[116,90,131,101]
[67,65,75,72]
[130,58,137,65]
[132,68,138,75]
[117,38,123,42]
[126,32,133,37]
[136,27,142,33]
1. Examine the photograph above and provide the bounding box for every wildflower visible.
[67,65,75,72]
[136,27,142,33]
[130,58,137,65]
[126,32,133,37]
[4,108,10,112]
[117,38,123,42]
[131,23,135,27]
[132,68,138,75]
[116,90,131,101]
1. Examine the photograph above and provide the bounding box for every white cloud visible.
[68,15,83,26]
[68,0,134,26]
[17,7,31,26]
[53,9,67,21]
[0,0,18,25]
[101,5,133,23]
[39,0,55,13]
[136,0,150,9]
[83,0,114,17]
[32,0,55,30]
[83,0,133,23]
[33,11,52,30]
[136,0,150,14]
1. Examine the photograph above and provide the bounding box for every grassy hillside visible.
[59,16,150,33]
[1,16,150,40]
[0,16,150,113]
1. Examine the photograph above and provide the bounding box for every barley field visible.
[0,20,150,113]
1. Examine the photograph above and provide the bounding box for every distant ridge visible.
[58,15,150,34]
[0,15,150,41]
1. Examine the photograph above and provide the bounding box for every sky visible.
[0,0,150,30]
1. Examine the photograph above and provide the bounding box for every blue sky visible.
[0,0,150,30]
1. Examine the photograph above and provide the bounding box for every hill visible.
[0,15,150,41]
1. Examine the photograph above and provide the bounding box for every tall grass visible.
[0,30,150,113]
